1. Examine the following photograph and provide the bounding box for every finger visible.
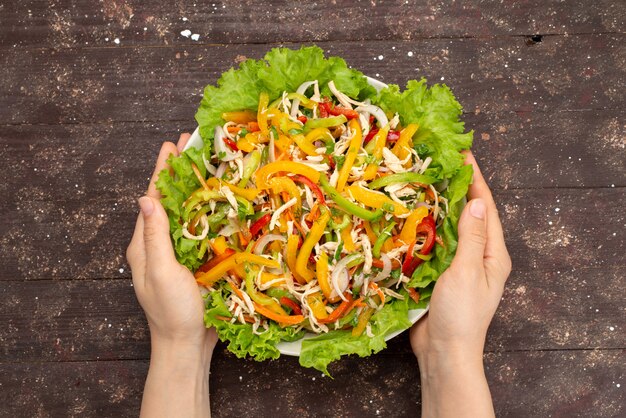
[138,196,178,274]
[463,151,508,259]
[147,142,179,199]
[177,133,192,153]
[452,198,488,273]
[126,213,146,286]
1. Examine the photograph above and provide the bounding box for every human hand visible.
[410,151,511,417]
[127,134,217,352]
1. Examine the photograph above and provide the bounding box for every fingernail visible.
[138,196,154,216]
[470,199,486,219]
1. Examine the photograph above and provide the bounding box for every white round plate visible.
[184,76,429,356]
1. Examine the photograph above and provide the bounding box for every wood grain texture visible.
[0,350,623,418]
[1,266,624,363]
[1,182,624,281]
[1,34,624,126]
[1,0,624,50]
[1,1,625,416]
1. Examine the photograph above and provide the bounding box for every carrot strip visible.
[369,282,385,305]
[191,162,209,191]
[372,258,401,270]
[254,302,304,325]
[408,288,421,304]
[319,294,358,324]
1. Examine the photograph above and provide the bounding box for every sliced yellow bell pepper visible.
[346,184,409,216]
[363,125,390,181]
[270,111,301,133]
[336,119,363,192]
[316,252,332,300]
[222,110,257,124]
[236,137,255,153]
[275,134,293,154]
[391,123,419,164]
[211,236,228,255]
[195,252,279,286]
[398,206,429,245]
[352,307,375,337]
[304,127,334,145]
[340,222,356,252]
[267,176,301,215]
[255,161,321,189]
[295,207,331,282]
[231,265,285,287]
[257,92,270,135]
[205,177,260,201]
[286,234,306,284]
[293,134,319,156]
[362,221,377,245]
[307,292,329,320]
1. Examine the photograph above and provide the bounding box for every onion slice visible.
[330,253,363,301]
[214,125,239,161]
[290,80,317,118]
[254,234,286,255]
[372,253,392,282]
[355,104,389,128]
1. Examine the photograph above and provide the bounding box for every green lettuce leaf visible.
[408,164,473,288]
[299,296,413,375]
[374,79,473,179]
[155,139,212,271]
[204,289,304,361]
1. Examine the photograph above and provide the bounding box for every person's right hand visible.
[410,151,511,417]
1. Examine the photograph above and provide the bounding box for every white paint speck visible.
[239,376,243,381]
[312,377,316,381]
[181,29,192,38]
[113,38,120,45]
[617,383,621,388]
[440,76,445,81]
[548,221,553,225]
[182,17,188,21]
[554,208,560,212]
[104,37,109,41]
[191,33,200,41]
[378,54,384,60]
[609,326,615,331]
[407,51,414,57]
[143,27,147,31]
[119,268,124,273]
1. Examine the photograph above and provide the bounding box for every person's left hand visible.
[126,134,217,352]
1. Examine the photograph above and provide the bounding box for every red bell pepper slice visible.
[318,101,330,118]
[328,105,359,120]
[364,128,401,144]
[297,115,308,124]
[364,128,379,144]
[224,137,239,151]
[280,297,303,315]
[402,215,437,277]
[292,174,326,205]
[249,213,271,237]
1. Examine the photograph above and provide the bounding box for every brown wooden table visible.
[1,1,624,416]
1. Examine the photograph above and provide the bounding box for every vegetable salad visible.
[157,47,474,374]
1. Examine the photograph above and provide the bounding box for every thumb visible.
[453,198,488,270]
[138,196,178,269]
